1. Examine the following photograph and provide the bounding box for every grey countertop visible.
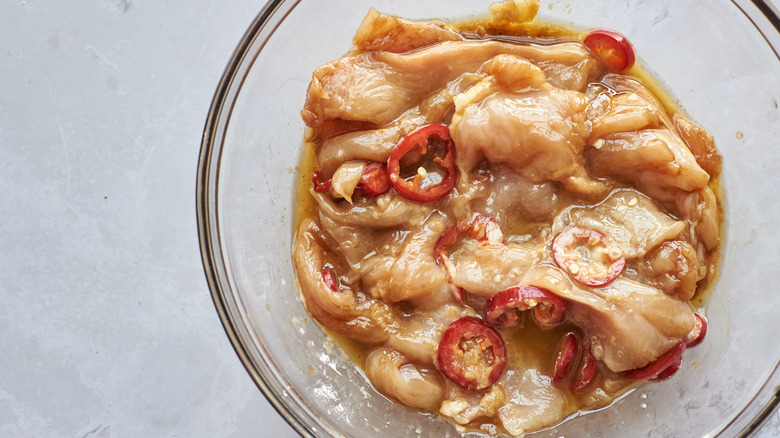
[1,1,778,437]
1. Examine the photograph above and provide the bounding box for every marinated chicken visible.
[293,1,720,435]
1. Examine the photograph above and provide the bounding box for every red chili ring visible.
[686,313,708,349]
[552,331,598,392]
[571,345,597,392]
[312,170,332,193]
[583,29,636,72]
[358,162,391,197]
[553,331,579,382]
[387,124,458,202]
[437,316,506,391]
[552,225,625,287]
[484,285,566,329]
[623,342,686,382]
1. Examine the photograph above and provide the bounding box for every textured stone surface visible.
[0,1,296,436]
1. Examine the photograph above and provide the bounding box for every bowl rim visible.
[196,1,316,436]
[196,1,780,436]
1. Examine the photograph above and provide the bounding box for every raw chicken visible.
[449,238,544,297]
[557,189,687,259]
[462,164,563,224]
[674,114,722,177]
[629,240,706,301]
[316,74,480,177]
[497,369,566,437]
[313,188,432,229]
[358,213,451,304]
[293,6,721,436]
[293,219,394,344]
[302,40,601,129]
[450,55,606,196]
[365,347,446,411]
[353,9,460,53]
[587,129,710,198]
[521,264,695,372]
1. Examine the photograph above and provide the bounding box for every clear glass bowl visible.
[197,1,780,436]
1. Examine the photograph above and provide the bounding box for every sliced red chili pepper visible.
[552,331,597,392]
[553,331,578,382]
[571,345,597,392]
[387,124,457,202]
[433,224,463,302]
[583,29,635,72]
[622,342,686,381]
[437,316,506,391]
[312,170,332,193]
[357,162,390,196]
[651,352,683,382]
[463,215,504,243]
[484,285,566,329]
[552,225,625,287]
[434,225,461,260]
[321,266,339,291]
[686,313,708,348]
[434,215,504,259]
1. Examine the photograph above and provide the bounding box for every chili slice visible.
[686,313,708,348]
[650,352,683,382]
[552,331,597,392]
[434,215,505,259]
[571,345,597,392]
[484,285,566,329]
[433,223,461,303]
[622,342,686,381]
[357,162,391,196]
[437,316,507,391]
[464,215,504,243]
[387,124,457,202]
[583,29,636,72]
[553,331,578,382]
[312,170,332,193]
[321,267,339,291]
[552,225,625,287]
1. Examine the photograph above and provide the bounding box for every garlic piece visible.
[331,162,366,204]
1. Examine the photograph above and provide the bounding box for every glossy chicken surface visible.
[293,3,720,436]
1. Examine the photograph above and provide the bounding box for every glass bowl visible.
[197,1,780,436]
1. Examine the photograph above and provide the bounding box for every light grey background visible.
[0,1,778,437]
